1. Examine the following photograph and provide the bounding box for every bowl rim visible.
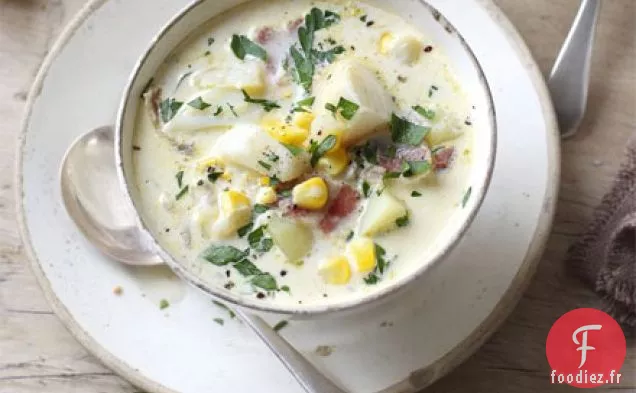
[114,0,497,316]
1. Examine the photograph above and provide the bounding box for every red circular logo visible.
[546,308,626,388]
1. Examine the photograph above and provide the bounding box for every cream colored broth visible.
[132,0,474,306]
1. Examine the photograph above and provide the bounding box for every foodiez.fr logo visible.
[546,308,626,388]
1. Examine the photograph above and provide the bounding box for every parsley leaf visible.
[233,259,263,276]
[273,320,289,332]
[396,214,410,227]
[242,90,280,112]
[248,226,274,252]
[290,46,314,92]
[428,85,439,98]
[230,34,267,61]
[188,96,212,110]
[281,143,303,156]
[462,187,472,208]
[200,245,248,266]
[411,191,422,197]
[175,186,189,200]
[325,102,337,117]
[312,45,345,63]
[346,231,354,241]
[253,204,270,215]
[390,113,430,146]
[402,161,431,177]
[251,273,278,291]
[412,105,436,120]
[227,103,238,117]
[362,181,371,198]
[175,171,184,188]
[310,135,337,166]
[280,285,291,293]
[237,223,254,238]
[213,106,223,116]
[159,98,183,123]
[336,97,359,120]
[291,96,315,112]
[258,160,272,170]
[375,243,388,274]
[364,273,379,285]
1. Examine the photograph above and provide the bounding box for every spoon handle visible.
[236,310,346,393]
[548,0,601,138]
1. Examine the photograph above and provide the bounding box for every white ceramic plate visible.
[16,0,559,392]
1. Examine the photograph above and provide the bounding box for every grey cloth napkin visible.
[567,135,636,328]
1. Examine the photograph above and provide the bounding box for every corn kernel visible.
[292,112,315,130]
[379,32,394,55]
[262,119,309,146]
[346,237,376,273]
[255,187,277,204]
[319,256,351,285]
[317,148,350,176]
[292,177,329,210]
[259,176,271,186]
[219,190,251,215]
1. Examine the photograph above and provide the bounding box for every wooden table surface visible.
[1,0,634,392]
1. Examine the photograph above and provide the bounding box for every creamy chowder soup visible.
[132,0,475,306]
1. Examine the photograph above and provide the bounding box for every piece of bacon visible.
[433,146,455,169]
[319,184,359,233]
[255,26,274,44]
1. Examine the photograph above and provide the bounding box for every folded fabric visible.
[567,135,636,329]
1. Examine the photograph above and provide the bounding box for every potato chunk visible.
[358,190,408,237]
[267,217,313,262]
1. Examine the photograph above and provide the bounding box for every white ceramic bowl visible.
[116,0,496,317]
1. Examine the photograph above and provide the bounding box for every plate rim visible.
[14,0,560,392]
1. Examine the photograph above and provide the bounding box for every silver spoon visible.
[548,0,601,138]
[60,126,346,393]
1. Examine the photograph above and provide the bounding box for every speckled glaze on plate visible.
[16,0,559,392]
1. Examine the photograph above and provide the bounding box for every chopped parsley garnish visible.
[291,96,315,112]
[361,142,378,164]
[251,273,278,291]
[237,223,254,238]
[383,171,401,181]
[230,34,268,61]
[462,186,472,208]
[396,214,410,227]
[346,231,354,241]
[203,50,211,56]
[253,204,270,215]
[258,160,272,170]
[290,8,342,92]
[187,96,212,110]
[213,106,223,116]
[390,113,430,146]
[412,105,436,120]
[159,299,170,310]
[174,72,192,91]
[362,181,371,198]
[280,285,291,293]
[175,186,189,200]
[175,170,184,188]
[428,85,439,98]
[309,134,337,166]
[265,151,280,162]
[325,97,359,120]
[402,161,431,177]
[269,175,281,186]
[273,320,289,332]
[207,171,223,182]
[234,259,263,276]
[411,191,422,197]
[159,98,183,123]
[375,243,388,274]
[312,45,346,63]
[242,90,281,112]
[213,318,224,325]
[200,245,248,266]
[282,143,303,156]
[247,226,274,253]
[227,103,238,117]
[363,273,379,285]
